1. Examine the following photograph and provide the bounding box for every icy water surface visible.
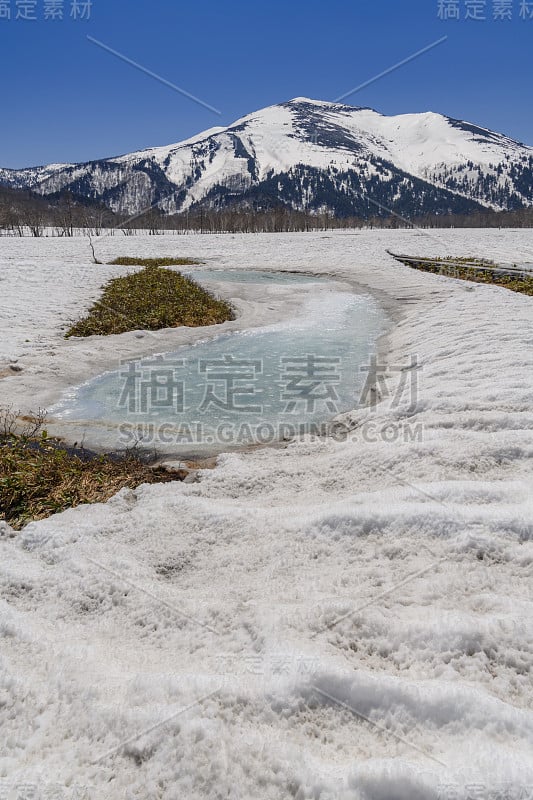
[52,270,385,453]
[182,268,324,285]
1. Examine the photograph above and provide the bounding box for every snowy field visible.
[1,228,533,799]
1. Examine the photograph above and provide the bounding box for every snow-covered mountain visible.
[2,98,533,218]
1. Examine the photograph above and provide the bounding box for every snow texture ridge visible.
[0,229,533,798]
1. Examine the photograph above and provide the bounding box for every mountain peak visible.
[283,96,371,112]
[286,97,336,106]
[1,98,531,218]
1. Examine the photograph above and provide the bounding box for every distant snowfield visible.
[1,229,533,799]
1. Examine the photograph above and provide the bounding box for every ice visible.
[0,229,533,799]
[51,272,385,454]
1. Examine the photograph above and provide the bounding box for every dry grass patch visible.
[0,408,184,530]
[396,255,533,296]
[109,257,201,267]
[66,261,234,337]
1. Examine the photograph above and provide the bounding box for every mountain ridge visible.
[1,98,532,219]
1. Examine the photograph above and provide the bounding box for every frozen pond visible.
[51,270,386,454]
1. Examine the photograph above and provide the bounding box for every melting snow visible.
[0,229,533,799]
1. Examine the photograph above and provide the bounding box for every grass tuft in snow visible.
[108,257,201,267]
[65,261,234,337]
[397,255,533,296]
[0,407,185,530]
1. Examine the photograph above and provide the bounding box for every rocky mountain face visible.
[1,98,532,218]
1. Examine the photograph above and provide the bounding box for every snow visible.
[1,228,533,799]
[48,282,384,456]
[4,98,532,213]
[122,98,530,183]
[346,109,525,173]
[159,99,533,206]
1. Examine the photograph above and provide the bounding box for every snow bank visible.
[1,229,533,799]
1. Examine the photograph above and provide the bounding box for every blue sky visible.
[2,0,533,168]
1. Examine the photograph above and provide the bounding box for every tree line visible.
[2,185,533,236]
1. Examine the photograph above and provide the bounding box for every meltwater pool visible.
[51,270,385,454]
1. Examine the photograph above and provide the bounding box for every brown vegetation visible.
[66,262,234,337]
[0,408,185,530]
